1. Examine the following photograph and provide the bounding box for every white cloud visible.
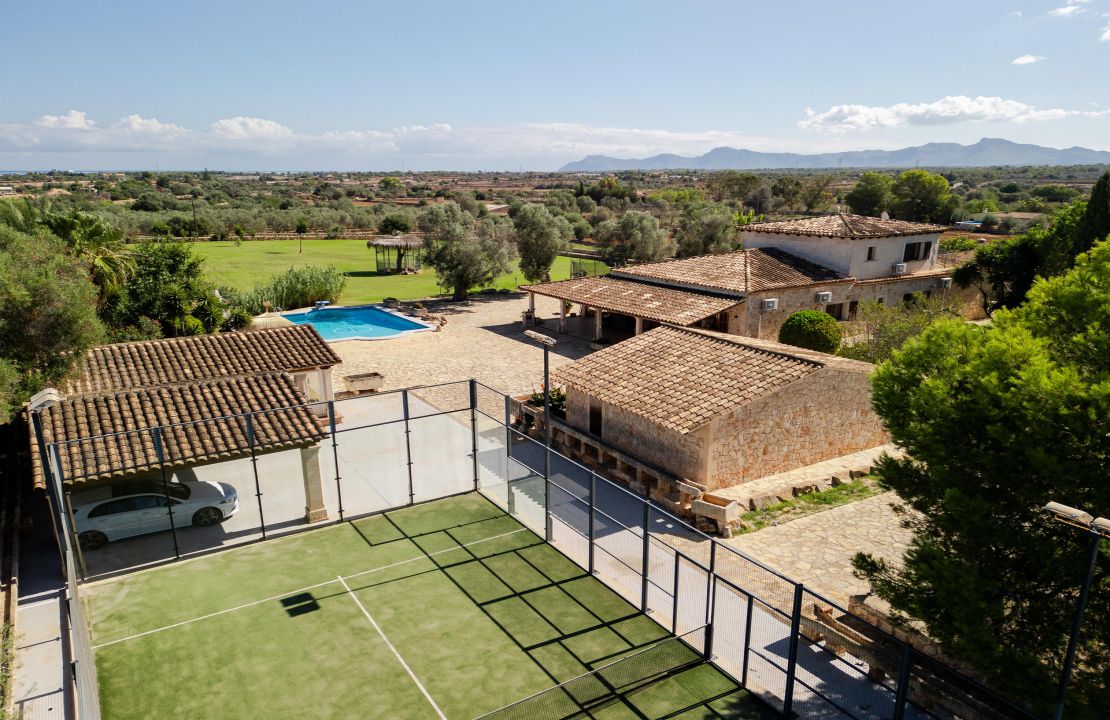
[1008,9,1023,18]
[1101,21,1110,40]
[1012,54,1045,64]
[1049,0,1087,17]
[111,114,186,134]
[34,110,95,129]
[209,116,293,141]
[799,95,1108,132]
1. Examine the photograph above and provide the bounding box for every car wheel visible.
[192,507,224,527]
[79,531,108,551]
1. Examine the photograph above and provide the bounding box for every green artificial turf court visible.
[84,493,772,720]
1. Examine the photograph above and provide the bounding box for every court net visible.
[474,627,707,720]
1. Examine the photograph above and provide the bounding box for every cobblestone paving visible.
[331,293,593,397]
[724,492,917,608]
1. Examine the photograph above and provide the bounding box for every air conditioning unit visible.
[815,291,832,303]
[892,263,908,275]
[760,298,779,312]
[938,277,953,289]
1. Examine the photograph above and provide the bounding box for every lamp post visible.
[1043,502,1110,720]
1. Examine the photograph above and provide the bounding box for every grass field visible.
[190,239,608,305]
[85,494,771,720]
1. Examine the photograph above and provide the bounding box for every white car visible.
[71,470,239,551]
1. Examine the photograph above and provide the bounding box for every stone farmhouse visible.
[524,213,981,342]
[523,325,886,529]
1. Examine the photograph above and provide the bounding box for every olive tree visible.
[512,204,572,282]
[595,210,674,266]
[419,202,515,300]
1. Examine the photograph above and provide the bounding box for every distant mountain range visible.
[558,138,1110,172]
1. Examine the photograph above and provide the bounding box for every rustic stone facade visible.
[730,276,983,340]
[566,388,709,482]
[703,367,887,488]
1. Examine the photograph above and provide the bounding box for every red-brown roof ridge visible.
[742,213,947,238]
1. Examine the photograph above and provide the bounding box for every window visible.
[903,241,933,262]
[589,398,603,436]
[866,246,876,261]
[825,303,845,321]
[848,301,859,319]
[88,498,139,518]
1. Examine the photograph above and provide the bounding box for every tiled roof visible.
[522,276,738,325]
[612,248,846,295]
[32,373,326,488]
[70,325,340,395]
[553,326,829,434]
[742,214,947,239]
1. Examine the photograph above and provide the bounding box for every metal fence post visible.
[742,593,754,685]
[704,542,718,659]
[504,395,515,515]
[151,427,180,560]
[48,443,87,580]
[469,380,480,491]
[640,499,651,612]
[783,583,805,717]
[671,551,681,633]
[588,472,596,575]
[893,644,913,720]
[328,401,343,520]
[245,413,267,539]
[402,390,415,506]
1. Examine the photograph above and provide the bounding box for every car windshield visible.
[112,478,191,500]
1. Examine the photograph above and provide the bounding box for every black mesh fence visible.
[35,380,1044,720]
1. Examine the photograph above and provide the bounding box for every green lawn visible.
[190,239,607,305]
[86,494,771,720]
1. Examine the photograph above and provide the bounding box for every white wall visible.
[740,231,940,280]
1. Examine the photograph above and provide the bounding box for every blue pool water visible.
[283,305,432,341]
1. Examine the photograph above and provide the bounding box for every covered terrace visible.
[521,275,741,342]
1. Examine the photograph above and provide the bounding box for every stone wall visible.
[737,276,983,341]
[565,387,709,484]
[703,366,888,490]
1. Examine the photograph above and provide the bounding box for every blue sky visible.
[2,0,1109,170]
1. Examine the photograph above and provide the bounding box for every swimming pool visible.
[283,305,434,341]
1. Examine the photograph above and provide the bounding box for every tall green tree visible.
[855,240,1110,716]
[512,204,572,282]
[845,172,894,217]
[1075,171,1110,259]
[419,202,515,300]
[707,172,761,203]
[891,169,956,222]
[0,226,105,421]
[595,210,674,266]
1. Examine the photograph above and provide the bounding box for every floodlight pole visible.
[1045,502,1108,720]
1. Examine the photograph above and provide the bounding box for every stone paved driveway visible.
[724,492,916,608]
[331,293,592,396]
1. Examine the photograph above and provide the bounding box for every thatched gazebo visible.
[368,235,424,273]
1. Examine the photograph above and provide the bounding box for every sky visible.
[2,0,1110,171]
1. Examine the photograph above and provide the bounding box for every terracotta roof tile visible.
[71,325,340,395]
[32,373,326,488]
[522,276,738,325]
[552,326,827,434]
[742,213,947,238]
[612,248,846,294]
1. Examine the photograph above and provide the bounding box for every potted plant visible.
[411,302,429,318]
[382,297,399,309]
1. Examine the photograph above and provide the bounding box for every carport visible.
[29,372,329,577]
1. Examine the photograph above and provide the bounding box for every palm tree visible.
[42,210,136,303]
[0,198,41,234]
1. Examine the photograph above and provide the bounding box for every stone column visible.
[594,308,603,341]
[300,444,328,522]
[559,301,567,333]
[528,292,535,313]
[634,316,643,335]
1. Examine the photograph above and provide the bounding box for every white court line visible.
[338,574,448,720]
[93,527,529,649]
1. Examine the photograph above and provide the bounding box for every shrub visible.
[240,265,347,313]
[778,310,842,354]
